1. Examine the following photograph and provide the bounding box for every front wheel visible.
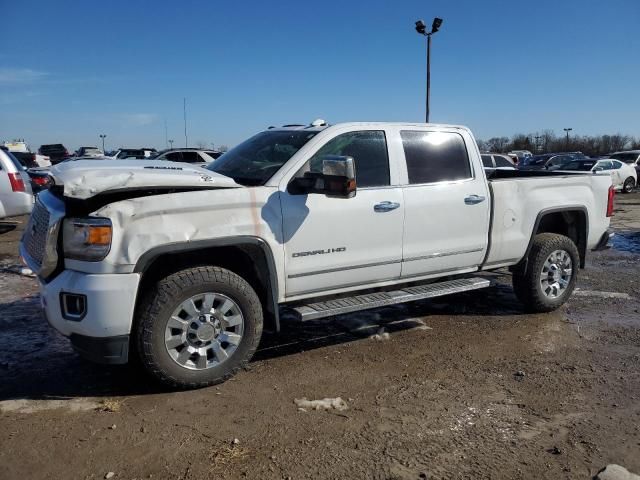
[622,176,636,193]
[513,233,579,313]
[136,266,263,389]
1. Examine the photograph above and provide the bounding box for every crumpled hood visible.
[50,159,241,199]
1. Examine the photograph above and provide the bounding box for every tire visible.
[136,266,263,389]
[622,176,635,194]
[512,233,579,313]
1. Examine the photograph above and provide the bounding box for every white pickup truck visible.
[20,121,614,389]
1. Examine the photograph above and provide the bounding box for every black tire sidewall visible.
[138,267,262,388]
[623,177,634,193]
[513,233,579,312]
[530,235,578,309]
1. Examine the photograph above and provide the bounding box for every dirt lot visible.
[1,194,639,480]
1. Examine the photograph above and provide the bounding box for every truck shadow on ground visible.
[0,281,524,402]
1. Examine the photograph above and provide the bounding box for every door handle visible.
[464,195,486,205]
[374,201,401,212]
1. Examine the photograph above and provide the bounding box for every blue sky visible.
[1,0,638,151]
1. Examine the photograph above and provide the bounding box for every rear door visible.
[397,128,490,278]
[280,128,404,297]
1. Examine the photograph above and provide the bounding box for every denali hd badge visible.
[292,247,346,258]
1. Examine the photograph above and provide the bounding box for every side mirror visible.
[288,155,357,198]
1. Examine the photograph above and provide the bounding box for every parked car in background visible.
[75,146,104,157]
[111,148,158,159]
[39,144,71,164]
[520,152,586,171]
[508,150,533,163]
[0,147,34,219]
[151,148,222,167]
[608,150,640,176]
[26,167,52,193]
[4,141,51,167]
[481,153,517,173]
[560,158,637,193]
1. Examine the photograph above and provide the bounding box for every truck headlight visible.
[63,217,112,261]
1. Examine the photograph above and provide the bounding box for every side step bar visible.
[290,277,491,321]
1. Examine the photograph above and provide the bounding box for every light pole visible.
[564,128,573,149]
[99,134,107,153]
[168,139,174,149]
[415,17,443,123]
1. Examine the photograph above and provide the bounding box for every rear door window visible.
[494,156,514,168]
[400,131,472,184]
[164,152,182,162]
[481,155,493,168]
[598,160,614,170]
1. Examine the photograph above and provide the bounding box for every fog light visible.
[60,293,87,321]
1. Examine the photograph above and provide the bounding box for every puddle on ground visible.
[611,232,640,254]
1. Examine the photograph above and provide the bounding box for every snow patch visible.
[0,398,101,413]
[371,327,390,341]
[294,397,348,411]
[573,289,632,300]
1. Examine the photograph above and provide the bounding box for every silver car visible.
[0,147,34,219]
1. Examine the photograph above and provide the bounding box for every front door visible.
[280,129,404,298]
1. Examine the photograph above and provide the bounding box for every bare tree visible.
[486,137,510,152]
[478,131,637,157]
[476,139,488,152]
[218,145,229,152]
[195,140,207,149]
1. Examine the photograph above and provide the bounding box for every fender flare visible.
[519,206,589,271]
[133,236,280,331]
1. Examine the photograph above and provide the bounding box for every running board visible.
[290,277,491,321]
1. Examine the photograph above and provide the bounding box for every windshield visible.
[207,130,318,186]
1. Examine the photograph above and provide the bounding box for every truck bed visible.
[483,170,612,269]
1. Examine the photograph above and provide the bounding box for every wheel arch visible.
[517,206,588,272]
[133,236,280,332]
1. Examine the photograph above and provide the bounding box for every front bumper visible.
[69,334,130,365]
[40,269,140,364]
[592,230,614,251]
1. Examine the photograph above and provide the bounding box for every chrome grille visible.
[23,199,50,267]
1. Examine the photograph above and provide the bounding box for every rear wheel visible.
[136,266,263,389]
[622,176,635,193]
[513,233,579,313]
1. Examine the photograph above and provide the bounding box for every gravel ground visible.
[0,194,639,479]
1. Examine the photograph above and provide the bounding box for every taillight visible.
[606,185,615,217]
[8,172,26,192]
[33,176,50,186]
